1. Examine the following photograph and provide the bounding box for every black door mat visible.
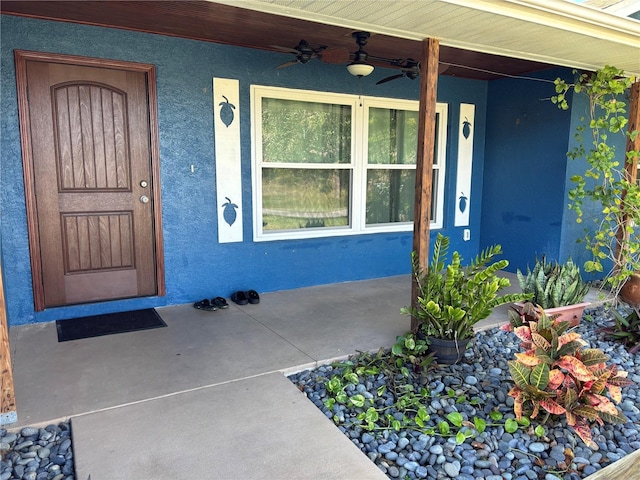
[56,308,166,342]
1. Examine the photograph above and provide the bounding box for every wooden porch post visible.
[411,37,440,332]
[614,80,640,270]
[0,260,17,425]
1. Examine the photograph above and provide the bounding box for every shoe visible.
[231,291,248,305]
[247,290,260,304]
[193,299,217,311]
[212,296,229,309]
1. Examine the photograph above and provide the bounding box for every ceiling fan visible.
[272,32,373,74]
[346,31,374,77]
[271,32,446,80]
[271,40,327,69]
[376,58,420,85]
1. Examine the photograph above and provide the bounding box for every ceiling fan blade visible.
[270,44,301,54]
[376,73,404,85]
[320,47,350,64]
[276,60,299,69]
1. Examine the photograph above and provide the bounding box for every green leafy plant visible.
[506,302,632,448]
[517,256,589,308]
[552,66,639,293]
[402,233,531,340]
[600,307,640,354]
[321,342,526,444]
[391,332,435,374]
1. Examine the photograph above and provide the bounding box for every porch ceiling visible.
[211,0,640,77]
[1,0,638,80]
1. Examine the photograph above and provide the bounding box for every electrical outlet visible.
[463,229,471,241]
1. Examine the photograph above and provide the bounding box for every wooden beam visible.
[0,260,17,425]
[411,37,439,332]
[583,448,640,480]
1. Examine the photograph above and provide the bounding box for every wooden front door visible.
[15,51,165,310]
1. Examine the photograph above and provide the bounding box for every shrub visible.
[505,303,632,448]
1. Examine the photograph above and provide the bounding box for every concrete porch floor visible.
[6,273,532,479]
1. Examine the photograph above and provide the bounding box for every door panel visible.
[15,51,164,309]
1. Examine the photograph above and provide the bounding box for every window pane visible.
[433,112,441,166]
[262,168,350,231]
[368,108,418,165]
[262,98,351,164]
[431,168,438,221]
[366,169,416,224]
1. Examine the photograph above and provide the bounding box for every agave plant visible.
[507,303,632,448]
[517,256,589,308]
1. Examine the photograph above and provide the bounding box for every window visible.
[251,86,448,241]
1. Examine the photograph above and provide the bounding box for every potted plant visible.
[402,233,531,364]
[516,256,590,326]
[552,66,639,300]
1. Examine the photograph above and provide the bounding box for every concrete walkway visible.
[7,273,598,479]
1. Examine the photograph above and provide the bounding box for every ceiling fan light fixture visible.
[347,31,374,77]
[347,62,374,77]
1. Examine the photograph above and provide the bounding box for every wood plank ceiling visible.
[0,0,558,80]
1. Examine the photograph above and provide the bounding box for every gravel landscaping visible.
[0,422,74,480]
[290,305,640,480]
[1,306,638,480]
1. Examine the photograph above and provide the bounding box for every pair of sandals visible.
[231,290,260,305]
[193,296,229,311]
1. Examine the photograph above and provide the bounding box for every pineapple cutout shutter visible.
[213,78,243,243]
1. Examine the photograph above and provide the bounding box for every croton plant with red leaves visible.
[502,302,632,449]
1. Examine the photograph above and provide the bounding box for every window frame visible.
[250,85,448,241]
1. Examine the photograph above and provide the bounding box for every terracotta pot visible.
[515,302,590,327]
[544,302,590,327]
[427,336,471,365]
[619,274,640,306]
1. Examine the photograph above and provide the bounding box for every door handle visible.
[140,195,150,204]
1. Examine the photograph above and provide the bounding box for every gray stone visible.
[1,432,17,444]
[589,452,603,463]
[429,444,443,455]
[37,447,50,459]
[528,442,546,453]
[387,466,400,478]
[474,459,492,468]
[13,465,25,478]
[20,427,38,438]
[404,461,418,472]
[14,441,33,451]
[583,465,597,476]
[415,466,428,478]
[443,461,460,477]
[621,400,636,412]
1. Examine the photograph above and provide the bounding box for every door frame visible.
[15,50,165,311]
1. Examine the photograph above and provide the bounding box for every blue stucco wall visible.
[481,68,576,274]
[1,15,488,325]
